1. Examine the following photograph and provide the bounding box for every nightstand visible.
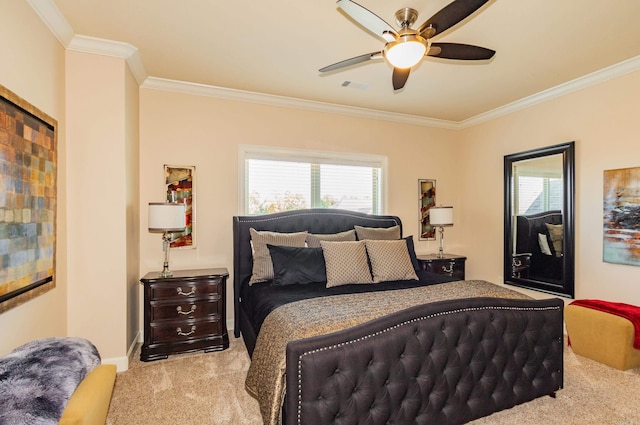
[140,268,229,362]
[416,254,466,280]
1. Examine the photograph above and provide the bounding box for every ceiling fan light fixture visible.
[384,34,426,68]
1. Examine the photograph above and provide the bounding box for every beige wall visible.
[3,0,640,362]
[65,50,139,366]
[459,70,640,305]
[0,1,67,355]
[138,88,461,327]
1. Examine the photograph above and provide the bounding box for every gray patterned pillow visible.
[248,228,308,285]
[355,225,401,240]
[364,240,419,283]
[306,229,356,248]
[320,241,373,287]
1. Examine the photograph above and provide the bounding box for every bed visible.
[233,209,564,425]
[515,210,563,282]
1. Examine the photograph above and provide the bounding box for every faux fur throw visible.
[0,337,101,425]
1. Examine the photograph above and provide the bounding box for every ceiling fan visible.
[320,0,496,90]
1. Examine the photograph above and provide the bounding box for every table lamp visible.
[430,206,454,259]
[148,202,186,277]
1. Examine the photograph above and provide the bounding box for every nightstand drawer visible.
[417,254,466,280]
[150,278,222,300]
[149,317,222,344]
[150,298,221,322]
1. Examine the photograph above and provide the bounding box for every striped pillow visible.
[364,240,419,283]
[248,228,308,285]
[355,225,401,240]
[306,229,356,248]
[321,241,373,287]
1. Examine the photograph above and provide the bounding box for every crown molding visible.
[27,0,74,46]
[460,55,640,128]
[27,0,640,130]
[67,35,147,84]
[140,77,459,129]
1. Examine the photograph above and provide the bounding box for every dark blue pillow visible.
[404,235,421,272]
[267,245,327,286]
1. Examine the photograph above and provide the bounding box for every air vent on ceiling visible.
[341,80,369,91]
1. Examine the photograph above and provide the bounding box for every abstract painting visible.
[603,166,640,266]
[165,165,195,248]
[419,179,436,240]
[0,84,57,313]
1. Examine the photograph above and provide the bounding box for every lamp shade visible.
[430,206,454,227]
[148,202,186,232]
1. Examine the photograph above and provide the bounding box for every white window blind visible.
[240,146,385,215]
[515,175,563,215]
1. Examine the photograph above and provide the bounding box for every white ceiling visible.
[43,0,640,124]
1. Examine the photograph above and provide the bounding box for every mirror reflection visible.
[504,142,574,298]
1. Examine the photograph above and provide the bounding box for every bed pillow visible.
[538,233,552,256]
[355,225,401,240]
[364,240,419,283]
[545,223,563,257]
[320,240,373,287]
[267,245,326,286]
[306,229,356,248]
[248,228,308,285]
[404,235,421,272]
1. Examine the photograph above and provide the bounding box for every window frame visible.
[238,145,388,215]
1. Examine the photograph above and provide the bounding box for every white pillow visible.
[538,233,552,256]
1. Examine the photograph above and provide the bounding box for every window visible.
[515,176,563,215]
[239,146,386,215]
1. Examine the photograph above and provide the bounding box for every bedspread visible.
[245,280,531,425]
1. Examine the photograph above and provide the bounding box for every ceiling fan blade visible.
[428,42,495,60]
[337,0,398,42]
[319,51,382,72]
[418,0,490,37]
[392,67,411,90]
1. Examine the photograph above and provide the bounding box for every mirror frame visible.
[503,142,575,298]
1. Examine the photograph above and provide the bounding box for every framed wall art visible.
[603,166,640,266]
[419,179,436,240]
[164,165,195,248]
[0,84,57,314]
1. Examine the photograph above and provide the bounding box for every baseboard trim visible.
[102,331,141,372]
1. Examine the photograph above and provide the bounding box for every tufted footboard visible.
[285,297,563,425]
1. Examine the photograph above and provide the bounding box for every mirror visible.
[504,142,575,298]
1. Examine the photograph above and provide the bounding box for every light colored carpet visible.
[106,337,640,425]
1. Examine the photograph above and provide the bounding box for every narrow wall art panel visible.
[164,165,195,248]
[0,84,57,313]
[419,179,436,240]
[603,166,640,266]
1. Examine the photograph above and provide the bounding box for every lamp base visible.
[437,226,445,259]
[159,263,173,278]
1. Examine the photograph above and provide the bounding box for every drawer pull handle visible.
[176,325,196,336]
[176,287,196,296]
[441,265,453,273]
[177,305,197,315]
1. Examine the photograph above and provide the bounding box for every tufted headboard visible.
[232,209,402,336]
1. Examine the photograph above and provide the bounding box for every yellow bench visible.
[59,364,117,425]
[565,304,640,370]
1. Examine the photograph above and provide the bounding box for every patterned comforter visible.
[245,280,531,425]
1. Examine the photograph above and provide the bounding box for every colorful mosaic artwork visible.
[0,86,57,313]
